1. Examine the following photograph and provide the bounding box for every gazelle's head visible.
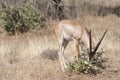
[80,28,94,51]
[81,28,107,60]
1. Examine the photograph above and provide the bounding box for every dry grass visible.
[0,15,120,80]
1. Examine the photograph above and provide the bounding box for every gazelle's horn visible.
[89,29,107,60]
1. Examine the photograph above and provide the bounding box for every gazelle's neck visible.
[81,27,90,49]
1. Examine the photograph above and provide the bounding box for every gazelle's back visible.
[54,20,84,40]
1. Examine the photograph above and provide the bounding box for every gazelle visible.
[54,20,107,71]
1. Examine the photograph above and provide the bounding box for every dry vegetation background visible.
[0,0,120,80]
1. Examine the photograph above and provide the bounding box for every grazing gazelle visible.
[54,20,107,71]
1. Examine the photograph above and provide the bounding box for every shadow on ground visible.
[41,49,58,60]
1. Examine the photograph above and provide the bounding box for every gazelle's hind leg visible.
[59,38,69,71]
[74,39,81,62]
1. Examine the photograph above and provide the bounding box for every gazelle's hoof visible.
[61,66,68,72]
[61,68,66,72]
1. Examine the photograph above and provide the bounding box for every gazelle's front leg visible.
[59,39,69,71]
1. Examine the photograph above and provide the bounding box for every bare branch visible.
[93,29,107,53]
[89,29,92,57]
[1,2,6,8]
[89,29,107,60]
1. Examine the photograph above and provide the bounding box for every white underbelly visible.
[63,31,73,41]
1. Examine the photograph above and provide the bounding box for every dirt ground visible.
[0,15,120,80]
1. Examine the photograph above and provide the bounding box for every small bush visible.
[0,2,45,35]
[67,51,107,75]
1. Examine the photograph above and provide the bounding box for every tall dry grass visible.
[0,15,120,80]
